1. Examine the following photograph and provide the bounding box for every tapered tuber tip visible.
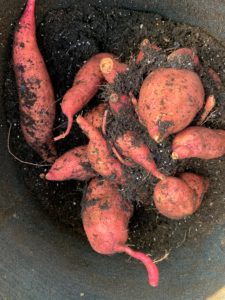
[115,244,159,287]
[171,152,179,160]
[152,134,161,143]
[45,171,55,181]
[100,58,113,74]
[54,115,73,141]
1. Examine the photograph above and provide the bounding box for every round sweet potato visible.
[153,176,196,219]
[138,68,205,142]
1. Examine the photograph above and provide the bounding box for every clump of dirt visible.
[4,3,225,259]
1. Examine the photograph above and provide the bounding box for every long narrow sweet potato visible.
[84,103,108,129]
[100,57,128,84]
[13,0,56,163]
[172,126,225,160]
[76,116,125,184]
[115,131,165,180]
[45,145,96,181]
[82,178,159,287]
[153,173,208,219]
[54,53,115,141]
[137,68,205,142]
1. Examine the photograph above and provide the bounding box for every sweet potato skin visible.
[13,0,56,162]
[45,145,95,181]
[55,53,115,140]
[167,48,199,66]
[84,103,107,129]
[82,178,159,287]
[172,126,225,159]
[77,116,125,184]
[115,131,165,180]
[82,178,133,255]
[180,172,208,210]
[138,68,205,142]
[153,176,196,219]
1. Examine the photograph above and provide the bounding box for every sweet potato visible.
[13,0,56,163]
[167,48,199,66]
[84,103,108,129]
[196,95,216,125]
[153,176,197,219]
[109,93,130,114]
[100,57,128,84]
[180,172,209,210]
[54,53,115,141]
[136,38,160,64]
[137,68,205,142]
[207,67,222,90]
[45,145,95,181]
[172,126,225,160]
[82,178,159,287]
[76,116,125,184]
[115,131,165,180]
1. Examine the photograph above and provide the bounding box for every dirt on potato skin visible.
[4,3,225,259]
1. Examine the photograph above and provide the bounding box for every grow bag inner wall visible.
[1,1,225,299]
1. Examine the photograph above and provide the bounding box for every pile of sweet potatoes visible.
[13,0,225,288]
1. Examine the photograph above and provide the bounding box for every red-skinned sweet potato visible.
[115,131,165,180]
[82,178,159,287]
[109,93,130,114]
[180,172,209,210]
[13,0,56,163]
[100,57,128,84]
[154,176,196,219]
[45,145,95,181]
[54,53,115,141]
[153,173,208,219]
[136,38,160,64]
[84,103,108,129]
[137,68,205,142]
[208,67,222,90]
[172,126,225,160]
[76,115,126,184]
[167,48,199,66]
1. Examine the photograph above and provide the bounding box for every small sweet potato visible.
[180,172,209,210]
[77,116,126,184]
[84,103,108,129]
[153,176,196,219]
[138,68,205,142]
[13,0,56,162]
[82,178,159,287]
[45,145,95,181]
[172,126,225,160]
[115,131,165,180]
[167,48,199,66]
[136,38,160,64]
[54,53,115,141]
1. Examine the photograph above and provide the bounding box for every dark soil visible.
[4,3,225,259]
